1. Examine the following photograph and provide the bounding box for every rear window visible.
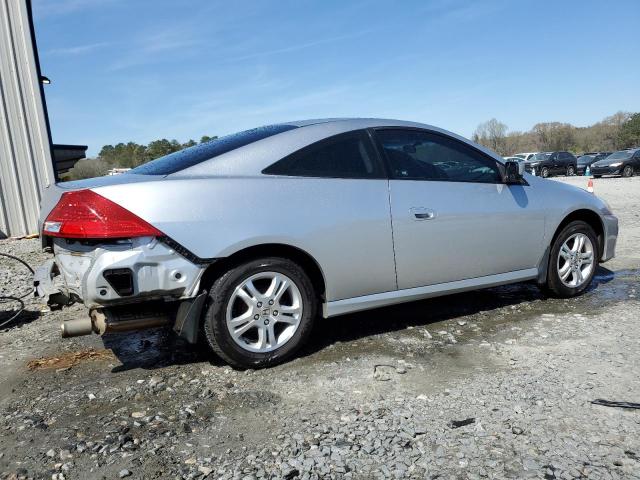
[129,124,298,175]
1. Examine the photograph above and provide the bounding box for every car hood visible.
[592,159,627,167]
[527,174,610,213]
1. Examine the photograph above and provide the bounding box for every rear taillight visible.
[43,190,163,239]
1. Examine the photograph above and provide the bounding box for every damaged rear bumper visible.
[34,237,210,342]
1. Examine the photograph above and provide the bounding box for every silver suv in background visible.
[35,118,618,368]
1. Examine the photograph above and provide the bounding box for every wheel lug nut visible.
[273,311,278,316]
[268,300,274,305]
[264,319,269,325]
[254,314,259,320]
[257,302,262,308]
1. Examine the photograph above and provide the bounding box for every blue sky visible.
[34,0,640,156]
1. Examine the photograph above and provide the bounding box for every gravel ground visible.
[1,175,639,480]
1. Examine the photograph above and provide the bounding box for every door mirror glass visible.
[504,160,524,183]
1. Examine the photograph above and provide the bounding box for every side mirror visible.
[504,160,525,184]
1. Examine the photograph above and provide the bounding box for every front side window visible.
[375,129,502,183]
[263,130,383,178]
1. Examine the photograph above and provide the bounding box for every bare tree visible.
[532,122,576,151]
[472,118,508,154]
[67,158,111,180]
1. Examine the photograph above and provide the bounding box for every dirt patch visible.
[26,348,116,371]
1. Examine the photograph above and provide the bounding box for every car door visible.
[549,152,560,173]
[374,128,546,290]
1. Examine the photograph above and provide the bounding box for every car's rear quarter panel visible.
[94,176,398,302]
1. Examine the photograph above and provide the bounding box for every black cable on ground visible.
[0,296,26,329]
[591,399,640,410]
[0,252,35,328]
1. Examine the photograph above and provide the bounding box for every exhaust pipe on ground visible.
[61,304,172,338]
[61,317,93,337]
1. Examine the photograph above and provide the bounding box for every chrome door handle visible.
[410,207,436,220]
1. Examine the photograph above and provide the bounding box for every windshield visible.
[530,153,550,161]
[512,154,525,159]
[129,124,298,175]
[577,155,594,164]
[604,150,633,161]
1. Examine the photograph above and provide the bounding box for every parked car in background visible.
[577,152,613,175]
[591,148,640,178]
[503,156,525,163]
[513,152,537,161]
[524,151,578,177]
[34,118,618,368]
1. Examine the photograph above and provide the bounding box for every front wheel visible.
[203,257,317,368]
[540,166,550,178]
[545,220,598,298]
[622,165,633,177]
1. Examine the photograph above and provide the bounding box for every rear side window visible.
[129,124,298,175]
[375,129,502,183]
[263,130,383,179]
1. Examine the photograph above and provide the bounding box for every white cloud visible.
[47,42,110,56]
[33,0,120,18]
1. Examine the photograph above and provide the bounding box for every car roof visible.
[171,117,505,177]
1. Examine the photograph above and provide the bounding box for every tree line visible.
[66,135,217,180]
[473,111,640,156]
[67,111,640,180]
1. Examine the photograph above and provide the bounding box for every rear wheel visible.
[545,220,598,298]
[566,165,575,176]
[622,165,633,177]
[203,257,317,368]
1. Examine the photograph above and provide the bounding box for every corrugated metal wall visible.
[0,0,54,238]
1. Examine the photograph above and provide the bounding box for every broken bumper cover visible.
[35,236,205,308]
[34,237,210,342]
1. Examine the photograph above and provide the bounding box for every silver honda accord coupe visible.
[35,118,618,368]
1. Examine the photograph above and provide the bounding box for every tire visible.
[545,220,599,298]
[203,257,317,369]
[566,165,575,176]
[540,167,550,178]
[622,165,633,177]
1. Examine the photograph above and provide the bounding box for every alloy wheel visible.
[623,165,633,177]
[556,233,594,288]
[225,271,303,353]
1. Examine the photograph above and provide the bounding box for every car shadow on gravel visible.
[298,265,617,359]
[102,328,220,372]
[100,266,620,371]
